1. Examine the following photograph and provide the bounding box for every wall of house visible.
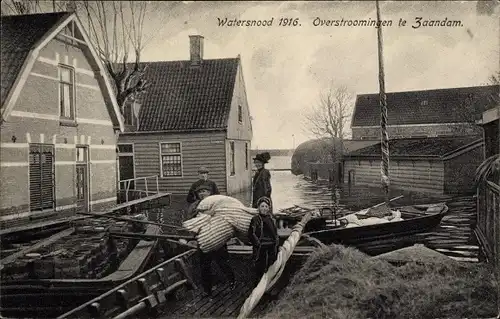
[118,131,227,195]
[444,144,484,194]
[0,31,118,227]
[226,60,253,194]
[351,124,482,140]
[226,139,252,194]
[343,158,444,193]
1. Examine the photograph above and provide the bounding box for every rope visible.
[376,0,390,202]
[237,212,314,319]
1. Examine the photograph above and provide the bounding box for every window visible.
[123,102,136,126]
[160,143,182,177]
[245,142,249,170]
[29,144,55,211]
[59,65,75,120]
[238,105,243,123]
[230,141,235,176]
[75,146,88,201]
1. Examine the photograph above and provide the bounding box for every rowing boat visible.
[276,203,448,255]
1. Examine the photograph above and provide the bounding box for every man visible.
[186,183,235,297]
[186,166,219,204]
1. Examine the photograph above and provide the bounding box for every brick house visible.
[118,35,253,196]
[351,85,499,139]
[0,12,124,229]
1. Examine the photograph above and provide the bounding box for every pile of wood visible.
[1,218,144,281]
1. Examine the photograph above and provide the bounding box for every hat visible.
[253,152,271,164]
[194,183,211,193]
[256,196,272,208]
[198,166,209,174]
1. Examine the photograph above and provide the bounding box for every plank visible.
[0,227,74,270]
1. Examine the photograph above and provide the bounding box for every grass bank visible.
[262,245,498,319]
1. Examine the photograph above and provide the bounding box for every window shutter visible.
[29,144,55,211]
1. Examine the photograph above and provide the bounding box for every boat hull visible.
[301,204,448,255]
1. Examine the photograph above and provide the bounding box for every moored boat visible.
[275,203,448,255]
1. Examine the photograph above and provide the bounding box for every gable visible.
[135,58,239,132]
[352,85,499,127]
[0,12,124,131]
[226,59,253,140]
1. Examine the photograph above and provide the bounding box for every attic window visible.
[420,100,428,106]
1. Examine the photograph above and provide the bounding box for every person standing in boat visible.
[247,196,279,286]
[186,166,219,205]
[252,152,272,208]
[186,183,213,219]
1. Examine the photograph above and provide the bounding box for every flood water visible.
[232,170,341,211]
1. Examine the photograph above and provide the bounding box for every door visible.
[76,146,89,212]
[117,144,135,190]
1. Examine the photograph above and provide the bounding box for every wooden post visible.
[376,0,390,205]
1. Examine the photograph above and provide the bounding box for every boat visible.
[0,214,187,319]
[275,203,448,256]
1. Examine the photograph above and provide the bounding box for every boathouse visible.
[351,85,499,140]
[0,12,124,229]
[118,35,253,196]
[343,136,484,194]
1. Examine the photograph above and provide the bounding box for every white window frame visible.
[159,142,183,178]
[58,64,76,121]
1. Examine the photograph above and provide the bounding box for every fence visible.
[475,180,500,317]
[118,175,160,203]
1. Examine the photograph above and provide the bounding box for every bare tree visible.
[78,1,150,108]
[303,85,354,161]
[1,0,151,113]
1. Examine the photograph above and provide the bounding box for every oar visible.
[371,195,404,209]
[78,212,183,229]
[109,231,197,249]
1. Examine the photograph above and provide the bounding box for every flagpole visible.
[375,0,390,205]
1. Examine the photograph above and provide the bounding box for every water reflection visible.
[232,171,336,211]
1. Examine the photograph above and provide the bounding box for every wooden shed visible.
[343,136,484,195]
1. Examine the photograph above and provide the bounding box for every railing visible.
[118,175,160,203]
[57,249,197,319]
[475,180,500,317]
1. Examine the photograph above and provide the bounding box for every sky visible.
[136,1,499,150]
[9,0,497,150]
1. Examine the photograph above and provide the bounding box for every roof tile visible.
[352,85,499,127]
[135,58,239,131]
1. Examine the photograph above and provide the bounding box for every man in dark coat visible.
[186,166,219,204]
[252,152,272,208]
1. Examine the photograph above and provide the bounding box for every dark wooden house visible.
[343,136,484,194]
[118,35,253,196]
[0,12,124,229]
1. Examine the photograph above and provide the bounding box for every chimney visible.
[189,35,204,65]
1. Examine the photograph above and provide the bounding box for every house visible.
[118,35,253,196]
[291,138,377,184]
[343,136,484,194]
[0,12,124,229]
[351,85,499,140]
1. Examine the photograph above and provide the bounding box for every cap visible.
[198,166,209,173]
